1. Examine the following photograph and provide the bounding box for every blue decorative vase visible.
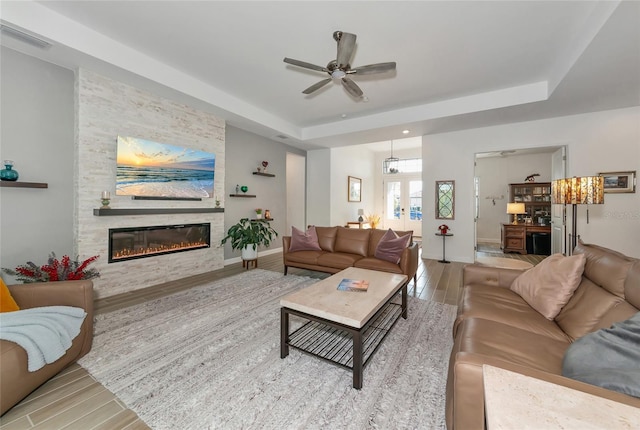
[0,160,19,181]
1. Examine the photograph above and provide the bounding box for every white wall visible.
[475,153,553,243]
[224,126,303,259]
[329,146,376,226]
[0,48,74,283]
[423,106,640,261]
[307,149,331,226]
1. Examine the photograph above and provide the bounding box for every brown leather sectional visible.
[282,226,419,284]
[0,280,94,415]
[446,242,640,429]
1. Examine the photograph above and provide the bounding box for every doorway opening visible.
[473,146,566,262]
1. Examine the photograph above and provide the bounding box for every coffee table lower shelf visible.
[281,299,403,388]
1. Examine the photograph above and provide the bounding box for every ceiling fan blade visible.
[302,78,332,94]
[351,62,396,75]
[336,31,356,68]
[341,77,363,98]
[283,57,328,73]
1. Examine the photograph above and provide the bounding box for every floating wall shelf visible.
[229,194,256,198]
[0,181,48,188]
[94,208,224,216]
[252,172,275,177]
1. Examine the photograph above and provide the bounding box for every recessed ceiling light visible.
[402,129,410,134]
[362,96,369,102]
[341,113,347,118]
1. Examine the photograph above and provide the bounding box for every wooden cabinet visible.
[509,182,551,224]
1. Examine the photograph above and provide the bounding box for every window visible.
[383,158,422,174]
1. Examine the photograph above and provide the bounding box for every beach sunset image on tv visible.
[116,136,215,198]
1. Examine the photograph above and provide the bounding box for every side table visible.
[435,232,453,263]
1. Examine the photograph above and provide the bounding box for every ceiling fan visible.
[283,31,396,98]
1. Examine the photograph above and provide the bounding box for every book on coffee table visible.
[337,278,369,292]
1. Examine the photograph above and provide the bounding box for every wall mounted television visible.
[116,136,215,199]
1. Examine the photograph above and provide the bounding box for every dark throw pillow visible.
[288,226,322,252]
[562,311,640,398]
[374,229,410,264]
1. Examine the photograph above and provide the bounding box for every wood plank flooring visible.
[0,247,541,429]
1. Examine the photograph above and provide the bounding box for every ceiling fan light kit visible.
[284,30,396,99]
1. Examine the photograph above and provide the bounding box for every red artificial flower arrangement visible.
[2,252,100,283]
[438,224,450,234]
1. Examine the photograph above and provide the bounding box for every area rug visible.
[79,269,457,430]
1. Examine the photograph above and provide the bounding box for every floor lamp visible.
[551,176,604,254]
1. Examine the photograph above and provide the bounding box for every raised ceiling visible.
[1,1,638,150]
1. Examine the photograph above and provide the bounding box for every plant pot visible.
[256,213,263,219]
[241,245,258,260]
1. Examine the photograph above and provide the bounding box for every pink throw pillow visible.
[288,226,322,252]
[510,253,587,320]
[374,229,411,264]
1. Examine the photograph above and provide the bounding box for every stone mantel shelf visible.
[93,208,224,216]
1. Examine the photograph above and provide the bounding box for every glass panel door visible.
[383,176,422,236]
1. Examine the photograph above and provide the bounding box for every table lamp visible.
[507,203,526,224]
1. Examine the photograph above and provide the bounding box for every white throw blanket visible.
[0,306,87,371]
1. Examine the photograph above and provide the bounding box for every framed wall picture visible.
[348,176,362,202]
[598,171,636,193]
[436,180,455,219]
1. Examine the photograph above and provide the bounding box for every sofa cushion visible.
[316,252,364,270]
[288,226,322,252]
[562,311,640,398]
[454,318,570,374]
[354,257,404,274]
[315,226,338,252]
[455,284,570,342]
[555,277,630,340]
[285,250,324,265]
[1,279,20,313]
[334,227,370,257]
[510,253,586,320]
[574,241,635,298]
[373,229,411,264]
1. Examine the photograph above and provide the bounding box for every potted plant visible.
[221,218,278,260]
[255,208,263,219]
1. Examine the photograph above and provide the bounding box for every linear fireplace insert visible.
[109,223,210,263]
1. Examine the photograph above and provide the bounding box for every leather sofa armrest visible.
[399,242,419,282]
[462,264,522,289]
[8,280,94,356]
[8,280,94,312]
[282,236,291,253]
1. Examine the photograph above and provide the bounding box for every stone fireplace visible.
[108,223,211,263]
[76,69,225,298]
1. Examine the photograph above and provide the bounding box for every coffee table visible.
[280,267,408,389]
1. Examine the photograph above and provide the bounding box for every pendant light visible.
[384,140,399,173]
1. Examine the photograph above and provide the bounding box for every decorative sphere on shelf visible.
[240,185,248,193]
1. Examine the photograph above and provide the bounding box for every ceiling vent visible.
[0,25,52,50]
[275,135,288,140]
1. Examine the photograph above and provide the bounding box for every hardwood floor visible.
[0,247,539,429]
